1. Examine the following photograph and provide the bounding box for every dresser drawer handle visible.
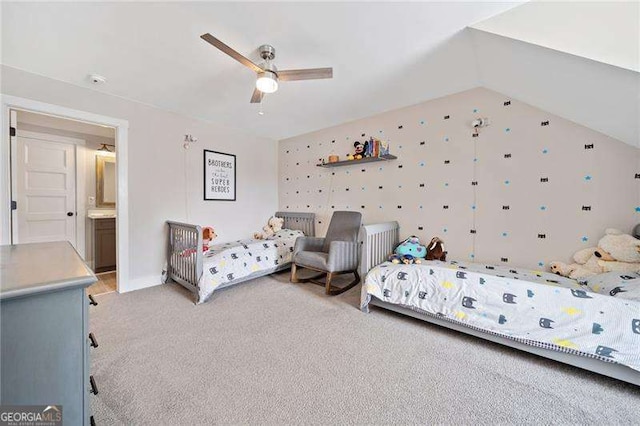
[88,295,98,306]
[89,333,99,348]
[90,375,99,395]
[90,416,96,426]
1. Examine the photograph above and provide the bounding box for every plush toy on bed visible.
[202,226,217,252]
[253,216,284,240]
[388,236,427,264]
[426,237,446,261]
[550,229,640,279]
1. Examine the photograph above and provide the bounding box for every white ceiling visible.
[0,1,523,140]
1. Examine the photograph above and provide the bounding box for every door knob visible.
[67,212,74,217]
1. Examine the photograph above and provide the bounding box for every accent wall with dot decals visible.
[278,88,639,269]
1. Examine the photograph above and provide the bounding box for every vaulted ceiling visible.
[1,2,638,147]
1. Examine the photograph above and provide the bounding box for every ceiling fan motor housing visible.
[259,44,276,61]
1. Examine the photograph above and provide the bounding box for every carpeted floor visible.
[90,271,640,425]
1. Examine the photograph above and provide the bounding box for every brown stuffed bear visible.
[426,237,446,261]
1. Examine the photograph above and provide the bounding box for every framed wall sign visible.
[204,150,236,201]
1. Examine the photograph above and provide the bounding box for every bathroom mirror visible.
[96,154,116,207]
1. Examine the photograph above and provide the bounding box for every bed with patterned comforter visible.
[362,260,640,372]
[198,230,303,303]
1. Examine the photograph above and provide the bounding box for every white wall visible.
[279,87,639,270]
[2,65,278,290]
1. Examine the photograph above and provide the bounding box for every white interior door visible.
[15,131,77,247]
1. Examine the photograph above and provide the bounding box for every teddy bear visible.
[550,229,640,279]
[254,216,284,239]
[594,228,640,273]
[202,226,217,252]
[426,237,446,261]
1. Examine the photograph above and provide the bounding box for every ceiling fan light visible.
[256,71,278,93]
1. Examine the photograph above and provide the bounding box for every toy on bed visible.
[426,237,446,261]
[253,216,284,240]
[181,226,217,256]
[389,236,427,264]
[550,228,640,279]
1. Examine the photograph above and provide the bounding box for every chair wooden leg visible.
[326,270,361,296]
[290,263,299,283]
[325,272,333,295]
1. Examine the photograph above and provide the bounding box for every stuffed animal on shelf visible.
[254,216,285,239]
[202,226,217,252]
[426,237,446,261]
[351,140,369,160]
[389,254,422,265]
[550,229,640,279]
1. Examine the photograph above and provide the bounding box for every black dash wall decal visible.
[443,205,449,209]
[541,121,550,126]
[361,169,365,172]
[503,101,511,106]
[470,229,476,234]
[318,189,322,193]
[472,133,479,138]
[361,133,365,137]
[444,160,450,164]
[504,154,512,158]
[296,191,299,194]
[501,257,509,262]
[332,140,335,143]
[540,177,549,183]
[296,162,299,165]
[419,183,425,187]
[361,205,365,209]
[307,145,310,148]
[582,206,592,211]
[585,144,594,149]
[332,172,335,176]
[420,141,426,145]
[398,125,403,129]
[538,234,546,239]
[502,205,510,210]
[635,173,640,179]
[471,181,478,186]
[418,226,424,231]
[397,205,402,209]
[307,175,310,178]
[444,115,450,120]
[378,186,383,189]
[286,150,290,154]
[398,165,403,168]
[331,205,335,209]
[346,188,350,191]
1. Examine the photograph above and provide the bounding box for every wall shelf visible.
[317,154,397,168]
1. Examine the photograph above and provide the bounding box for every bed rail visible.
[275,211,316,237]
[359,221,400,278]
[166,221,203,294]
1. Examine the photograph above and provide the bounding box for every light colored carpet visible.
[90,271,640,425]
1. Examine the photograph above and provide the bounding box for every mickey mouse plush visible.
[352,140,369,160]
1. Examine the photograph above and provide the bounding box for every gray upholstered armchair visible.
[290,211,362,295]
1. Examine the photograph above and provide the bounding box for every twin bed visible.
[360,221,640,386]
[166,215,639,386]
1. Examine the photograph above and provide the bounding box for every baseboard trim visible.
[120,274,163,293]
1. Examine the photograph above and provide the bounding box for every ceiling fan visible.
[201,33,333,104]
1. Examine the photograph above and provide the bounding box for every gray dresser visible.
[0,242,98,425]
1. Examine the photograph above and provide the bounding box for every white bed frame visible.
[359,221,640,387]
[167,212,315,303]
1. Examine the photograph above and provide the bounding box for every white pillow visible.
[580,272,640,301]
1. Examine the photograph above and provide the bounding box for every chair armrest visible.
[293,237,325,256]
[327,241,359,272]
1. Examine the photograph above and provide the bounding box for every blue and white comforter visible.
[198,230,303,303]
[362,260,640,372]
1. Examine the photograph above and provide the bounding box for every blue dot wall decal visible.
[399,145,402,149]
[420,120,425,125]
[419,161,425,167]
[538,261,545,267]
[473,108,478,113]
[379,130,383,134]
[379,205,383,209]
[474,158,478,162]
[361,187,365,191]
[582,236,589,242]
[419,205,424,209]
[443,228,448,233]
[635,207,640,213]
[505,128,511,132]
[584,175,592,181]
[444,183,449,187]
[346,137,349,140]
[470,254,475,259]
[505,180,510,185]
[379,167,383,171]
[540,206,547,211]
[346,171,350,174]
[502,232,508,237]
[542,148,548,154]
[472,205,476,210]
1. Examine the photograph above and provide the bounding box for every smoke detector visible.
[88,74,107,85]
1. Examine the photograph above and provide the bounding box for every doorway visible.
[1,95,129,293]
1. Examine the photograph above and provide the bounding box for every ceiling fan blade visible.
[278,68,333,81]
[201,33,263,73]
[250,88,264,103]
